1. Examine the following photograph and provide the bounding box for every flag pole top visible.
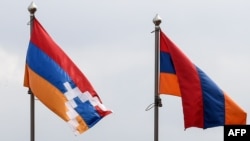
[153,14,162,26]
[28,2,37,15]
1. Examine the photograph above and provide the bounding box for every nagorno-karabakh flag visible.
[159,30,247,129]
[23,18,112,135]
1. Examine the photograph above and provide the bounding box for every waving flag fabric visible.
[23,18,112,135]
[159,30,246,129]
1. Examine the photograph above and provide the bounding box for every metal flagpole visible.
[153,14,162,141]
[27,2,37,141]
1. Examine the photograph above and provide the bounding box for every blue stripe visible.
[74,97,101,128]
[160,52,176,74]
[27,42,101,127]
[26,42,76,93]
[197,67,225,128]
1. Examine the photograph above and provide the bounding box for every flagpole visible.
[28,2,37,141]
[153,14,162,141]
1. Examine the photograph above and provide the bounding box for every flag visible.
[159,30,247,129]
[23,17,112,135]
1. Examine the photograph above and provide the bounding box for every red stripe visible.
[160,31,204,128]
[30,18,98,98]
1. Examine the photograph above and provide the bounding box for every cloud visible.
[0,45,24,87]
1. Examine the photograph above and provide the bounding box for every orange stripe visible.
[23,64,30,87]
[76,116,89,133]
[25,66,89,133]
[26,67,70,120]
[159,73,181,97]
[224,92,247,125]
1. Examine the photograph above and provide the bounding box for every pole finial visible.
[153,14,162,26]
[28,2,37,15]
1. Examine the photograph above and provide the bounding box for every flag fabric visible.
[23,17,112,135]
[159,30,247,129]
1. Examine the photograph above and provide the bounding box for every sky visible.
[0,0,250,141]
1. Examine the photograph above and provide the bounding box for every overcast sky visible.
[0,0,250,141]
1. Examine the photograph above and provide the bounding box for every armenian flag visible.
[159,30,246,129]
